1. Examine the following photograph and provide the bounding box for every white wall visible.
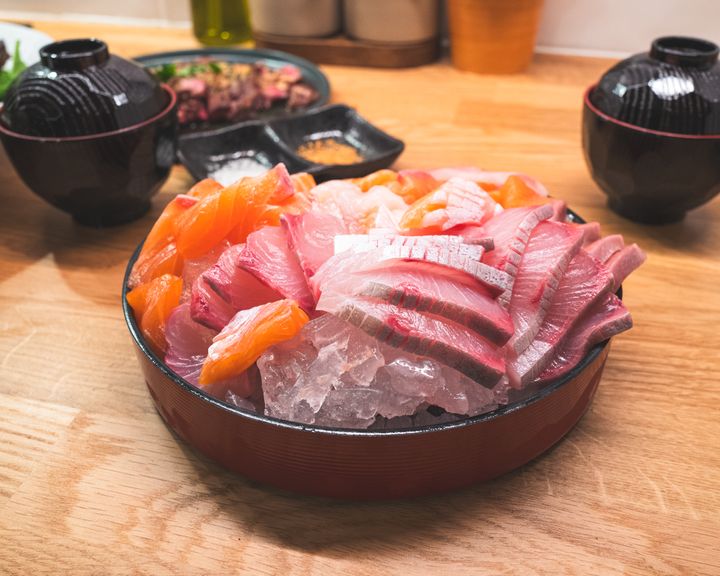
[2,0,720,57]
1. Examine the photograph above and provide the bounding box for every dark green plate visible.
[133,47,330,132]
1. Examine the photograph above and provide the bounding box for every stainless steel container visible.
[248,0,341,37]
[343,0,440,44]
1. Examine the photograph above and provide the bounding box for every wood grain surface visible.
[1,21,719,576]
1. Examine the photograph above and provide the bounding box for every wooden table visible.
[1,22,718,575]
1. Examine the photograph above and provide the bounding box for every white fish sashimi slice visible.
[320,296,505,388]
[506,221,585,354]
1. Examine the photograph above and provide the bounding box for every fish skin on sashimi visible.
[313,243,511,300]
[482,203,555,275]
[319,262,513,345]
[190,276,239,331]
[506,220,585,354]
[283,210,349,282]
[536,293,632,384]
[332,233,488,259]
[506,250,615,387]
[327,297,505,388]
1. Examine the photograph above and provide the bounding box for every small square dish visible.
[268,104,405,180]
[178,122,313,186]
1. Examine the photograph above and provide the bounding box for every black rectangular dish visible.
[177,104,405,183]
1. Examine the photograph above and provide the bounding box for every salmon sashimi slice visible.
[290,172,317,194]
[186,178,224,199]
[395,170,441,204]
[429,167,550,197]
[175,164,293,259]
[351,169,400,192]
[491,175,555,209]
[399,178,501,233]
[199,299,309,385]
[129,241,182,289]
[126,274,183,354]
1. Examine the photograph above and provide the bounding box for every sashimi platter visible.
[123,164,644,495]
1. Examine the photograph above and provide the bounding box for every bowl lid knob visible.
[650,36,719,68]
[40,38,110,71]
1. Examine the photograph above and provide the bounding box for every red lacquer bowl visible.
[123,243,612,500]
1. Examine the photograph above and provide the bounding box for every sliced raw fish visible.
[428,167,550,197]
[201,243,284,310]
[175,164,292,259]
[200,299,309,385]
[482,203,555,283]
[536,293,633,383]
[283,209,348,281]
[310,180,407,232]
[321,262,513,345]
[165,303,258,398]
[506,221,585,353]
[190,276,238,331]
[204,226,314,311]
[606,244,647,291]
[576,222,602,245]
[319,296,505,387]
[313,243,511,299]
[399,177,501,233]
[333,233,488,259]
[506,250,614,387]
[585,234,625,263]
[126,274,183,354]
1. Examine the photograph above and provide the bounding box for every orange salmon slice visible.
[199,299,309,385]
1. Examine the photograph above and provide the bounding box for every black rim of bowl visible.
[122,209,610,437]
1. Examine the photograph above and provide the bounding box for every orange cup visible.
[447,0,545,74]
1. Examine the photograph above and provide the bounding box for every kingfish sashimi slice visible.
[480,203,555,285]
[536,293,632,384]
[585,234,625,263]
[322,297,505,388]
[203,226,314,311]
[175,164,292,259]
[313,243,511,300]
[126,274,183,354]
[605,244,647,291]
[506,250,614,387]
[332,233,490,257]
[506,221,585,354]
[318,260,513,345]
[199,299,309,385]
[283,209,349,281]
[399,178,501,233]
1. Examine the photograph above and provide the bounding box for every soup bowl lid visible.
[590,36,720,135]
[0,38,169,138]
